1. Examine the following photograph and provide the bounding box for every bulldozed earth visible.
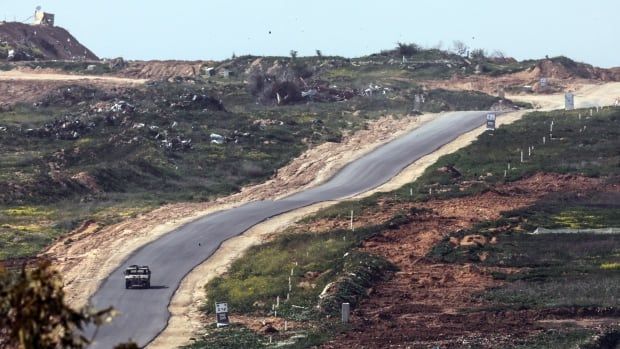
[321,173,619,348]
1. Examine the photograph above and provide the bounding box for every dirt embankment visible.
[321,174,608,348]
[426,59,620,97]
[114,60,215,80]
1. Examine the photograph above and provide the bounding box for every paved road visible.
[87,111,492,347]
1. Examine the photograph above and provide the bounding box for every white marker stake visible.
[410,187,413,196]
[590,109,593,116]
[504,170,507,177]
[550,120,553,132]
[520,151,523,163]
[543,136,546,144]
[429,187,432,195]
[508,163,511,170]
[528,147,531,157]
[579,113,581,120]
[276,296,280,308]
[285,321,288,331]
[350,210,354,231]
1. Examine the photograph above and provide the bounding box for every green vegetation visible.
[195,214,407,347]
[0,261,138,349]
[509,329,596,349]
[205,222,399,316]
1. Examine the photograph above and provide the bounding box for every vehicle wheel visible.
[145,281,150,289]
[125,281,130,289]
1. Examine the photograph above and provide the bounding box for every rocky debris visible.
[106,57,126,70]
[38,85,112,107]
[258,323,279,334]
[71,172,101,193]
[161,136,192,151]
[210,133,225,144]
[110,100,135,114]
[459,234,488,247]
[437,164,462,178]
[24,116,95,140]
[172,93,224,111]
[252,119,283,128]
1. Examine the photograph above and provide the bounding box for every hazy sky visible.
[1,1,618,67]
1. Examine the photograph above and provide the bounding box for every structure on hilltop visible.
[33,7,55,27]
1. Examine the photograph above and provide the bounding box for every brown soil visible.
[321,174,608,348]
[114,60,215,80]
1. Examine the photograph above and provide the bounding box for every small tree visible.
[470,48,487,60]
[452,40,469,56]
[396,42,420,56]
[315,49,322,58]
[289,50,298,60]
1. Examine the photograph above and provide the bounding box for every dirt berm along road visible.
[86,111,497,347]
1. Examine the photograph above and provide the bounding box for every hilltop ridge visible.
[0,21,98,61]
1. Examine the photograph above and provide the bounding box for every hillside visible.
[0,22,97,61]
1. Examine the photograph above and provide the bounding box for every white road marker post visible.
[550,120,553,133]
[543,136,546,144]
[528,146,531,157]
[350,210,354,231]
[410,187,413,196]
[504,170,507,178]
[520,151,524,163]
[284,321,288,331]
[342,303,350,324]
[276,296,280,308]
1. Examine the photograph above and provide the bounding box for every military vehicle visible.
[124,265,151,289]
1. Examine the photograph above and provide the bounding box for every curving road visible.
[87,110,493,347]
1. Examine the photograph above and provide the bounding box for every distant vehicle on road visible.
[124,265,151,289]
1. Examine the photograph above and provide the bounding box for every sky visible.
[1,0,619,67]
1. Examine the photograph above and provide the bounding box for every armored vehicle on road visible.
[124,265,151,289]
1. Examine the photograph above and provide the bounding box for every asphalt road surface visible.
[87,110,493,347]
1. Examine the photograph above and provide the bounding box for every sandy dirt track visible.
[0,70,147,84]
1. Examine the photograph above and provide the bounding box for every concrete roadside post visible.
[565,92,574,110]
[486,113,496,131]
[342,302,350,324]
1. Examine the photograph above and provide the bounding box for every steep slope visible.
[0,22,98,61]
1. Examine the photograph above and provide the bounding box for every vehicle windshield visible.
[125,269,149,275]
